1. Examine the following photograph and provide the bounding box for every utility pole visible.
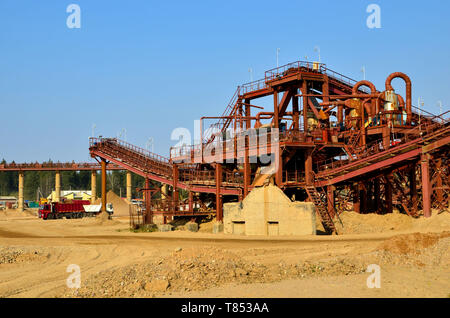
[361,66,366,80]
[248,68,253,82]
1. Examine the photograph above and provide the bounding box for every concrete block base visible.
[185,222,199,232]
[212,222,224,234]
[223,184,316,236]
[158,224,173,232]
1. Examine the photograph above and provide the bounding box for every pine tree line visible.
[0,159,149,201]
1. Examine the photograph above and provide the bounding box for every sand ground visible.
[0,209,449,298]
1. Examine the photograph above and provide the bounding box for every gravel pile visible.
[0,246,49,264]
[66,247,367,298]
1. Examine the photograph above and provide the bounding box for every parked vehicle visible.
[38,201,113,220]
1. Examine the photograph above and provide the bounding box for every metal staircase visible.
[205,86,242,144]
[305,185,337,234]
[90,138,173,179]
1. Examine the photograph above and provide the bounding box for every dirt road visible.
[0,210,449,298]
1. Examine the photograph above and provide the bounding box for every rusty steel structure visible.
[88,60,450,233]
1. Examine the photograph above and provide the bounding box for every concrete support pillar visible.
[91,170,97,204]
[126,171,132,202]
[18,172,24,211]
[55,171,61,203]
[421,154,432,218]
[385,174,393,214]
[101,159,107,212]
[215,163,223,222]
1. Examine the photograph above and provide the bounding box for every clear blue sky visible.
[1,0,449,162]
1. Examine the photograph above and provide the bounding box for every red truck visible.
[38,201,113,220]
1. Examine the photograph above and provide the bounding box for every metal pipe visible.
[385,72,412,124]
[352,80,377,95]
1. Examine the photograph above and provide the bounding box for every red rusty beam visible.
[318,148,422,187]
[422,134,450,153]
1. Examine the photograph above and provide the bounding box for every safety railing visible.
[284,170,306,184]
[265,60,324,82]
[240,78,268,95]
[321,66,357,87]
[90,137,170,165]
[179,169,243,185]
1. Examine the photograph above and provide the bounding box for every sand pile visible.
[336,211,412,234]
[198,219,214,233]
[96,211,111,222]
[0,209,36,219]
[377,231,450,255]
[65,247,367,297]
[335,210,450,234]
[410,211,450,232]
[94,191,130,217]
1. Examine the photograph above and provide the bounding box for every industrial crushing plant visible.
[55,60,450,233]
